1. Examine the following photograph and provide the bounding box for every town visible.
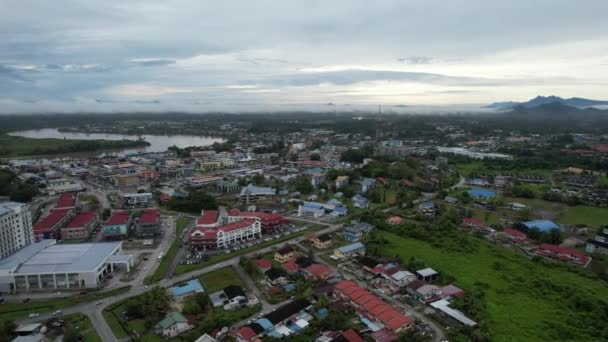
[0,110,607,342]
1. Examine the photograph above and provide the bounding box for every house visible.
[430,299,477,327]
[503,228,528,244]
[169,279,204,302]
[417,201,437,217]
[304,263,332,281]
[155,312,194,337]
[461,217,486,230]
[282,259,299,273]
[102,211,131,240]
[586,227,608,254]
[274,245,297,263]
[351,194,369,209]
[343,222,373,241]
[415,284,442,303]
[334,242,366,259]
[265,267,291,286]
[386,216,403,225]
[387,270,416,287]
[335,176,350,189]
[360,178,376,193]
[209,285,249,310]
[467,188,496,200]
[135,208,161,238]
[444,196,459,205]
[234,326,258,342]
[309,233,333,249]
[416,268,438,282]
[255,259,272,272]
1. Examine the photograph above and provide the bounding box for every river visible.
[8,128,224,155]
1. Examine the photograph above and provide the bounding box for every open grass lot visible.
[378,232,608,341]
[64,313,102,342]
[556,205,608,227]
[0,134,146,157]
[102,310,129,339]
[0,285,131,320]
[148,216,191,282]
[174,223,326,275]
[198,266,245,293]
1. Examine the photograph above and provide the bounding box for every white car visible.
[28,313,39,318]
[52,310,62,316]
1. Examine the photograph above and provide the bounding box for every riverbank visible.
[0,134,149,158]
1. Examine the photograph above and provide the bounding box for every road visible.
[16,219,343,342]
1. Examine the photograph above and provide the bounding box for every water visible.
[8,128,224,155]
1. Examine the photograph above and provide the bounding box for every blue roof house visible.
[169,279,204,301]
[334,242,366,259]
[523,220,560,232]
[467,188,496,200]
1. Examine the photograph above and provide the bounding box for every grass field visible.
[174,224,326,275]
[0,286,131,320]
[377,232,608,341]
[0,134,147,157]
[102,310,129,339]
[198,266,245,293]
[147,216,191,283]
[503,196,608,228]
[64,313,102,342]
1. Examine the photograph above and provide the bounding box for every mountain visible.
[485,96,608,110]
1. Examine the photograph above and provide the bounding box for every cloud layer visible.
[1,0,607,113]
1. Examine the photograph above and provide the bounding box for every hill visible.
[486,96,608,110]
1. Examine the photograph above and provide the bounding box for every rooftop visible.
[140,208,160,224]
[105,211,130,226]
[0,201,28,217]
[66,211,97,228]
[523,220,560,232]
[0,240,123,274]
[170,279,204,297]
[56,192,76,208]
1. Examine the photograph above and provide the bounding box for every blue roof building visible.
[169,279,204,300]
[335,242,366,258]
[467,188,496,200]
[254,318,274,332]
[523,220,560,232]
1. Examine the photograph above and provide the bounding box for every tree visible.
[167,190,217,213]
[310,153,321,161]
[294,177,313,194]
[0,319,16,342]
[251,174,266,186]
[62,324,81,342]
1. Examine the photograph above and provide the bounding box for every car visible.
[53,310,63,316]
[96,301,103,305]
[28,313,39,318]
[51,321,62,327]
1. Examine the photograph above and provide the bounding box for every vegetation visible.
[198,266,245,293]
[0,169,38,203]
[369,232,608,341]
[0,134,148,157]
[62,313,102,342]
[166,190,217,213]
[0,286,131,320]
[0,319,16,342]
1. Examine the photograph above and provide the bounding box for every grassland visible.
[174,223,326,275]
[0,134,148,157]
[198,266,245,293]
[64,313,102,342]
[147,216,191,283]
[377,232,608,341]
[0,286,131,320]
[502,196,608,228]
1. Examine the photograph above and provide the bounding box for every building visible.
[274,245,297,263]
[309,234,333,249]
[386,216,403,225]
[304,263,332,280]
[209,285,248,310]
[335,176,349,189]
[188,175,222,188]
[0,240,132,293]
[333,242,365,259]
[103,211,131,239]
[140,169,160,181]
[55,192,78,211]
[33,209,73,240]
[0,202,33,259]
[155,312,194,338]
[135,208,161,238]
[113,174,140,187]
[61,211,98,241]
[123,193,154,208]
[334,280,413,332]
[416,268,438,282]
[360,178,376,193]
[169,279,205,302]
[522,220,560,233]
[586,227,608,254]
[255,259,272,272]
[351,194,369,209]
[343,222,373,242]
[239,184,276,206]
[467,188,496,200]
[430,299,477,326]
[503,228,528,244]
[536,243,589,266]
[297,202,325,218]
[45,178,84,195]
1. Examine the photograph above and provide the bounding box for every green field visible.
[0,134,147,157]
[198,266,245,293]
[147,216,191,283]
[377,232,608,341]
[174,224,326,275]
[102,310,129,339]
[0,286,131,320]
[64,313,102,342]
[556,205,608,227]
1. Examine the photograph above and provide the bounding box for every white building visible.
[0,202,34,259]
[190,208,262,249]
[45,178,84,195]
[0,240,132,293]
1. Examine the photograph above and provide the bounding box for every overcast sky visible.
[1,0,608,113]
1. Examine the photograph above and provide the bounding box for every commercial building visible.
[586,227,608,254]
[239,184,276,206]
[0,240,132,293]
[61,211,98,241]
[33,209,74,240]
[55,192,78,211]
[46,178,84,195]
[297,202,325,218]
[123,192,154,207]
[113,174,140,187]
[0,202,34,259]
[135,208,161,238]
[103,211,131,239]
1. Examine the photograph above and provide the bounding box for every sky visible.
[1,0,608,113]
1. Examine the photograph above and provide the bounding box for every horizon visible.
[2,1,608,113]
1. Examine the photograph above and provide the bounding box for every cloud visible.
[397,56,434,64]
[130,58,176,67]
[106,84,195,97]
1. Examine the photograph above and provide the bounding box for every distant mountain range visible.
[485,96,608,110]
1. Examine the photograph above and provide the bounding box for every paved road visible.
[16,219,343,342]
[164,217,193,279]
